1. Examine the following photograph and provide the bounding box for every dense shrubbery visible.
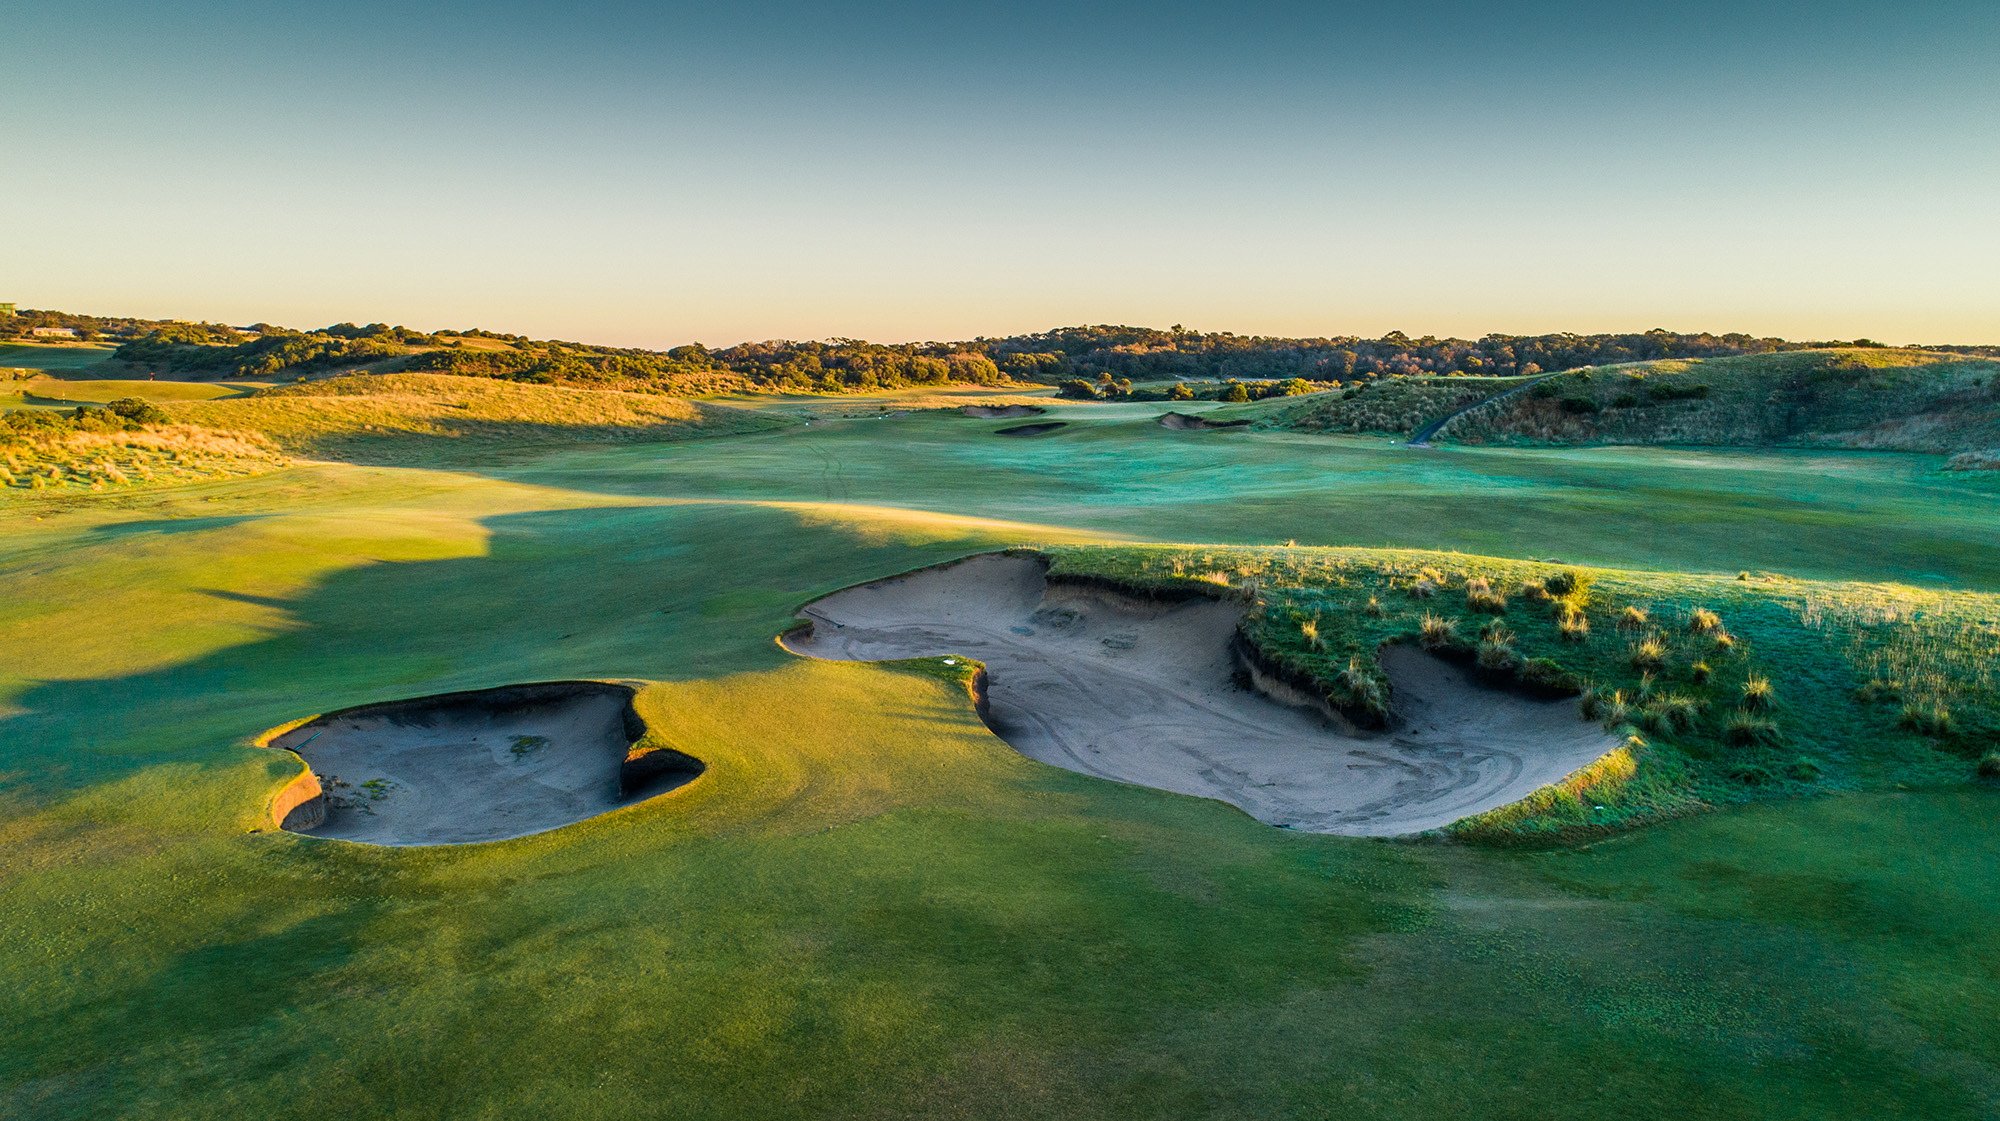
[114,323,430,379]
[2,399,170,442]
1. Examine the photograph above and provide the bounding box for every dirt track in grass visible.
[783,554,1617,835]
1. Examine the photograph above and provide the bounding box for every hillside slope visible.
[1438,349,2000,452]
[168,373,789,462]
[1217,375,1535,435]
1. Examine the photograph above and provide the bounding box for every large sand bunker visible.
[963,404,1046,419]
[783,555,1616,836]
[268,682,701,846]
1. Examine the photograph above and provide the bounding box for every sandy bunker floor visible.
[271,683,693,845]
[784,554,1616,835]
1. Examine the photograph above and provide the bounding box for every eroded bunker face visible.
[270,682,700,846]
[782,554,1616,836]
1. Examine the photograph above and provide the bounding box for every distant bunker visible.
[994,421,1067,437]
[1158,412,1252,430]
[782,554,1615,836]
[269,682,702,846]
[962,404,1046,419]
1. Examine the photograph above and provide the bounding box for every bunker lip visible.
[1158,412,1252,430]
[963,404,1046,419]
[264,681,702,847]
[995,421,1067,436]
[781,553,1617,837]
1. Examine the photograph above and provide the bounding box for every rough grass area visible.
[1439,348,2000,451]
[1232,375,1533,437]
[167,372,791,462]
[1040,544,2000,843]
[2,425,289,494]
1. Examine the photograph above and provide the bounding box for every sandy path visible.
[783,554,1615,836]
[271,684,689,845]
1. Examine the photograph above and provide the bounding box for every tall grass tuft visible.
[1628,635,1667,671]
[1300,618,1324,650]
[1980,753,2000,779]
[1898,703,1954,737]
[1617,605,1650,631]
[1740,674,1775,710]
[1688,608,1723,634]
[1725,712,1782,746]
[1558,605,1590,643]
[1363,595,1384,618]
[1419,613,1458,650]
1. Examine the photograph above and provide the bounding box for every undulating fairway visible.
[4,400,1997,1118]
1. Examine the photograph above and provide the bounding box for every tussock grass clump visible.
[1419,613,1458,650]
[1466,580,1508,615]
[1740,674,1775,710]
[1856,678,1901,704]
[1300,618,1324,650]
[1363,596,1384,618]
[1338,656,1388,717]
[1477,640,1519,672]
[1617,605,1650,631]
[1690,661,1712,684]
[1979,753,2000,779]
[1725,712,1782,746]
[1522,580,1551,602]
[1650,694,1701,733]
[1581,687,1630,727]
[1628,635,1667,671]
[1410,578,1437,599]
[1898,703,1954,737]
[1688,608,1723,634]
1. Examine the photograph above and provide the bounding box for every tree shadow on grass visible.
[2,499,1009,800]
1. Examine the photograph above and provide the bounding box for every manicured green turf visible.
[506,411,2000,588]
[2,407,1997,1118]
[0,343,121,372]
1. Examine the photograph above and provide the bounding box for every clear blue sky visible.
[4,1,1996,346]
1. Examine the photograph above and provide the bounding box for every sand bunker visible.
[963,404,1046,419]
[269,682,701,846]
[995,422,1067,437]
[783,555,1616,836]
[1158,412,1251,430]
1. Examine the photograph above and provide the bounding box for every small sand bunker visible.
[783,555,1615,836]
[1158,412,1251,430]
[963,404,1046,419]
[995,421,1067,437]
[269,682,701,846]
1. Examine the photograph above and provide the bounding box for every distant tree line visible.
[981,325,1930,383]
[4,304,1988,396]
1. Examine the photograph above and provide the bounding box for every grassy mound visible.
[166,372,790,463]
[1,424,288,493]
[1041,544,2000,844]
[1439,348,2000,451]
[1222,375,1525,437]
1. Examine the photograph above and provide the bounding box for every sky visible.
[4,1,1997,347]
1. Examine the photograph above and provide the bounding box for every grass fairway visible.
[3,405,1998,1117]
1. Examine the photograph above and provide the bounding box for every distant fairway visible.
[2,395,1998,1118]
